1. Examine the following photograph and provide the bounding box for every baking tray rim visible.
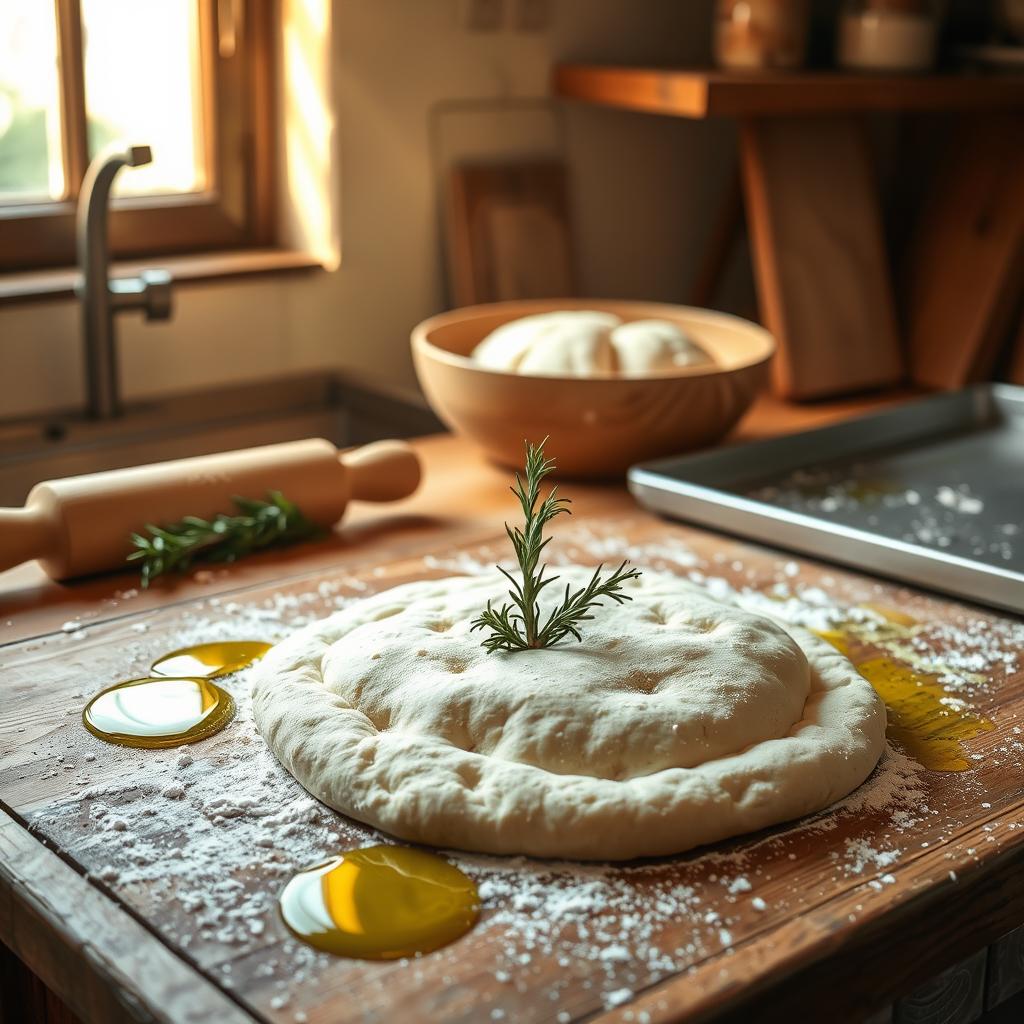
[627,384,1024,615]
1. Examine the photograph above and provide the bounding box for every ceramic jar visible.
[714,0,811,70]
[837,0,941,72]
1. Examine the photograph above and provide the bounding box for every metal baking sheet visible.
[628,384,1024,614]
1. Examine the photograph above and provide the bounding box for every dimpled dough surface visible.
[252,569,886,860]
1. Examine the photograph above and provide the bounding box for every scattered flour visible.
[750,471,1013,564]
[28,521,1021,1018]
[604,988,634,1009]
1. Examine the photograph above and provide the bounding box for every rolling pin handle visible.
[0,507,57,575]
[339,440,421,504]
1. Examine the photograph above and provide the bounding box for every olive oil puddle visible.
[280,845,479,958]
[83,640,270,749]
[151,641,272,679]
[817,608,994,772]
[83,639,481,955]
[83,676,236,748]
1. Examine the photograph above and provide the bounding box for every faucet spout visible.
[76,144,173,420]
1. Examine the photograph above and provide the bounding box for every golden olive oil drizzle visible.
[816,618,994,772]
[82,676,235,749]
[84,644,482,952]
[859,603,918,628]
[150,640,272,678]
[83,640,269,748]
[280,845,480,959]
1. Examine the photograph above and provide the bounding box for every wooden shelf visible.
[554,65,1024,119]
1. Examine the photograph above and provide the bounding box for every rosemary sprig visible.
[470,438,641,653]
[127,491,322,587]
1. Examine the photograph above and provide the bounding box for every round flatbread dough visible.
[472,311,619,377]
[610,319,715,374]
[252,569,885,860]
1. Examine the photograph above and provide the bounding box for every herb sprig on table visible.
[128,491,322,587]
[470,439,641,653]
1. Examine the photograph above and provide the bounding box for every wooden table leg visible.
[1,941,81,1024]
[739,115,904,400]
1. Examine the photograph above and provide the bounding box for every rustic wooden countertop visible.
[0,390,916,644]
[3,391,1023,1024]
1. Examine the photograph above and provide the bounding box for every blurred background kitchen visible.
[1,0,1022,500]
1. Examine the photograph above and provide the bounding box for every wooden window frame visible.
[0,0,275,272]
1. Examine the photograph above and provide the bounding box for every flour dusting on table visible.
[27,524,1023,1019]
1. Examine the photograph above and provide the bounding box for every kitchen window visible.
[0,0,275,273]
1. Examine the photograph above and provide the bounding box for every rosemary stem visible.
[470,438,641,653]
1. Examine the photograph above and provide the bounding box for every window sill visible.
[0,249,326,305]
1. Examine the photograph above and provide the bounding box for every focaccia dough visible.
[252,569,885,860]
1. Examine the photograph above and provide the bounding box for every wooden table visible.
[2,422,1023,1024]
[554,67,1024,401]
[0,389,916,646]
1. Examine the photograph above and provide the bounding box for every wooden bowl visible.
[411,299,775,478]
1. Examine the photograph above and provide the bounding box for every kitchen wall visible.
[0,0,741,420]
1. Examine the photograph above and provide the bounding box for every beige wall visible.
[0,0,742,420]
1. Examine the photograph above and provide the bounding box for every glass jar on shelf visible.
[837,0,942,72]
[713,0,811,71]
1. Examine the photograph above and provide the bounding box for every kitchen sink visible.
[0,372,442,507]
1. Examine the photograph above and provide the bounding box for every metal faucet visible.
[76,144,173,419]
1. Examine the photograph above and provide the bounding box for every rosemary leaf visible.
[128,490,322,587]
[470,438,641,652]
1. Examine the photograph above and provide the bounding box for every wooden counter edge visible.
[617,810,1024,1024]
[0,811,254,1024]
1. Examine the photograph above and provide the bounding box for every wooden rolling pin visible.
[0,438,421,580]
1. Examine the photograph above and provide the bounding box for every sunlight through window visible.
[81,0,207,197]
[0,3,64,203]
[0,1,276,271]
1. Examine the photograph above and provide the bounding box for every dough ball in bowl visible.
[471,311,716,378]
[610,319,715,374]
[412,299,775,477]
[473,311,619,376]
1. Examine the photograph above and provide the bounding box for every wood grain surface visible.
[445,162,574,307]
[0,815,251,1024]
[740,116,903,399]
[906,114,1024,391]
[1,449,1022,1024]
[986,925,1024,1009]
[0,402,921,646]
